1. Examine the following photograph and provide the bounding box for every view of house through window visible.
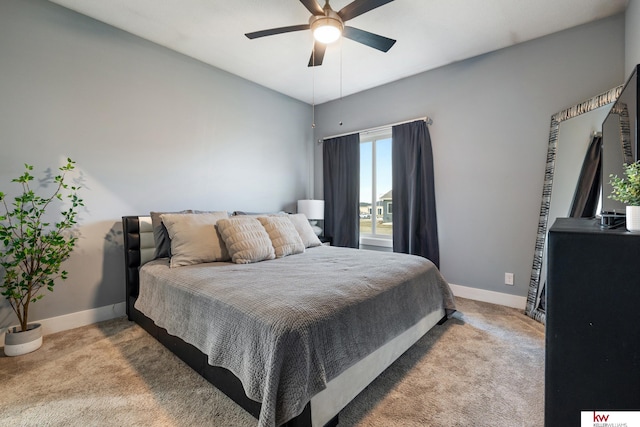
[360,130,392,238]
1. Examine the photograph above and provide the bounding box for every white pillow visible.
[258,216,305,258]
[288,213,322,248]
[216,217,276,264]
[160,212,230,267]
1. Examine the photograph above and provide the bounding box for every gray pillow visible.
[232,211,287,216]
[150,210,193,259]
[288,213,322,248]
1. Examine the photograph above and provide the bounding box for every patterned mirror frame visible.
[525,86,623,324]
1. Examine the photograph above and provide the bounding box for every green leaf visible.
[609,161,640,206]
[0,158,83,325]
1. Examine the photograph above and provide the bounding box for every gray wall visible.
[627,0,640,74]
[313,15,625,298]
[0,1,631,327]
[0,0,312,327]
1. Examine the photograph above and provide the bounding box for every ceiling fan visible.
[245,0,396,67]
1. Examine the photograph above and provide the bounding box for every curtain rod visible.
[319,116,432,142]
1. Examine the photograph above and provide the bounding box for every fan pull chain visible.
[312,43,316,129]
[339,37,343,126]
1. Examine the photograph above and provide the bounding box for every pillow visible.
[287,213,322,248]
[160,212,230,267]
[258,216,305,258]
[150,210,193,259]
[216,217,275,264]
[232,211,287,216]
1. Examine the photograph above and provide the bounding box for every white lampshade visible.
[297,200,325,220]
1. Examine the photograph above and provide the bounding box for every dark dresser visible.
[545,218,640,426]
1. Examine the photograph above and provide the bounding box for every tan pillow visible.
[288,213,322,248]
[258,216,305,258]
[160,212,230,267]
[150,210,194,259]
[216,217,276,264]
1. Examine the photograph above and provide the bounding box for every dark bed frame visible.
[123,216,333,427]
[123,215,449,426]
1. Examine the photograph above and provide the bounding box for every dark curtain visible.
[323,133,360,248]
[569,134,602,218]
[392,120,440,267]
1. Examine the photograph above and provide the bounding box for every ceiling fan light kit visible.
[310,13,343,44]
[245,0,396,67]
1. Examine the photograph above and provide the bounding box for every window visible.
[387,203,392,214]
[360,129,392,244]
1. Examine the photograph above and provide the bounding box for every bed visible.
[123,214,455,427]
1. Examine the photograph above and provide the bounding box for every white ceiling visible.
[48,0,628,105]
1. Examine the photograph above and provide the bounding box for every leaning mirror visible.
[525,86,622,324]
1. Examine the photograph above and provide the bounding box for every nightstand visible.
[319,236,332,246]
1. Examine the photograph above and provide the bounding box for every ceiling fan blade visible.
[343,26,396,52]
[245,24,310,39]
[299,0,325,16]
[308,42,327,67]
[338,0,394,22]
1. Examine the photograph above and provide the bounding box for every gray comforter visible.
[135,245,455,427]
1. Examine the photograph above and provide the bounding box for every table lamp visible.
[297,199,324,236]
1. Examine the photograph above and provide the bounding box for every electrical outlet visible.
[505,272,514,286]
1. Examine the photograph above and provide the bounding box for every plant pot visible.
[626,206,640,232]
[3,323,42,357]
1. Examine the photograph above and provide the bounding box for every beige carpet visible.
[0,298,544,426]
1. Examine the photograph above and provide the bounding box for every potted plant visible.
[609,161,640,232]
[0,158,83,356]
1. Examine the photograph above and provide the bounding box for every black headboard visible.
[122,215,154,320]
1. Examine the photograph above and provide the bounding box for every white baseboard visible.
[449,283,526,310]
[0,302,126,347]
